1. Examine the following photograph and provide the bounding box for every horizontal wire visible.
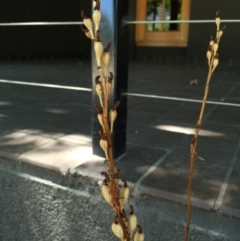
[0,79,240,107]
[124,19,240,25]
[0,78,239,107]
[0,21,84,26]
[1,19,240,27]
[0,79,92,92]
[124,92,240,107]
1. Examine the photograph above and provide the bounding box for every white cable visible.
[124,92,240,107]
[124,19,240,25]
[0,21,84,26]
[1,19,240,27]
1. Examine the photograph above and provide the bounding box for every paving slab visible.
[222,152,240,216]
[127,124,185,150]
[78,144,167,184]
[121,110,159,133]
[0,131,53,158]
[19,138,93,171]
[205,106,240,126]
[0,60,240,220]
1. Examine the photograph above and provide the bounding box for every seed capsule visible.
[94,41,104,68]
[111,218,124,240]
[209,36,214,48]
[93,10,101,31]
[134,225,145,241]
[129,205,137,238]
[81,11,94,39]
[215,13,221,31]
[96,83,103,106]
[80,26,93,40]
[212,58,219,73]
[119,180,130,210]
[100,139,109,160]
[213,43,218,56]
[218,30,223,39]
[206,50,212,66]
[101,183,112,206]
[97,113,104,131]
[109,109,117,133]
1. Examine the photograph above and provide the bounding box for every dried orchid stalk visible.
[184,12,226,241]
[80,1,144,240]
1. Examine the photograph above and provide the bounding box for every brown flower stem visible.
[98,68,128,240]
[184,56,214,241]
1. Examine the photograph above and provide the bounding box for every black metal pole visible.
[92,0,128,159]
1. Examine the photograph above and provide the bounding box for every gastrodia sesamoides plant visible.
[80,1,145,240]
[184,12,226,241]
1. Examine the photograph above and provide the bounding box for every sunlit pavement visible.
[0,60,239,219]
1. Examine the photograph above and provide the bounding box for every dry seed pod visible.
[102,42,111,74]
[109,109,117,133]
[119,180,130,210]
[106,71,113,93]
[134,225,145,241]
[212,58,219,73]
[215,12,221,31]
[206,50,212,66]
[100,139,109,160]
[129,205,137,238]
[93,0,100,10]
[213,43,218,56]
[101,183,112,206]
[96,83,103,106]
[209,36,214,48]
[81,11,94,39]
[80,26,93,40]
[218,26,226,41]
[94,32,104,67]
[102,51,110,68]
[93,10,101,31]
[97,113,105,131]
[218,30,223,39]
[111,218,124,240]
[102,51,110,76]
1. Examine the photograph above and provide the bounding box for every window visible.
[135,0,191,47]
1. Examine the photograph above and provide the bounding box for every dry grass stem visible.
[184,11,226,241]
[81,1,144,240]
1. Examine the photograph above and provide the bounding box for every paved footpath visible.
[0,59,239,222]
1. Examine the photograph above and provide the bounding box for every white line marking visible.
[133,150,172,195]
[0,79,92,92]
[214,137,240,210]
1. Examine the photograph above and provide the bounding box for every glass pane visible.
[146,0,182,32]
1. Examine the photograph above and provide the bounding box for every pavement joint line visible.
[202,83,240,120]
[126,141,171,152]
[1,78,240,107]
[214,137,240,210]
[133,150,172,195]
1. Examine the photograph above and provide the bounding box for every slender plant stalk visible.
[81,1,144,240]
[184,12,226,241]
